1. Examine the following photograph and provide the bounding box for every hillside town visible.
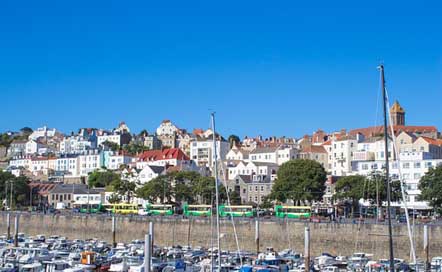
[1,101,441,214]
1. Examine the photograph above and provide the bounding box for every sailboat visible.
[378,64,396,272]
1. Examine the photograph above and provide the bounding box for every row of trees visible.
[87,170,241,205]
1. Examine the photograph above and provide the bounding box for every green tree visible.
[136,171,228,205]
[101,140,120,151]
[123,143,149,155]
[334,175,366,216]
[88,170,121,188]
[0,134,12,148]
[0,172,30,209]
[365,171,403,204]
[228,135,241,148]
[136,175,173,203]
[269,159,326,204]
[418,165,442,212]
[139,130,148,137]
[228,190,241,205]
[20,127,33,135]
[108,193,122,204]
[112,178,136,204]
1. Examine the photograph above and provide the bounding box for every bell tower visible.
[390,100,405,126]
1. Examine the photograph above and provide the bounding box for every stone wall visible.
[1,213,441,260]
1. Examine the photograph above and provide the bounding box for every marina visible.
[0,231,437,272]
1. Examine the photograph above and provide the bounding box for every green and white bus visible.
[145,204,174,216]
[218,205,255,217]
[274,205,311,219]
[183,204,212,217]
[74,203,106,214]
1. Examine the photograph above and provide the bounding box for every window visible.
[425,162,433,168]
[403,162,410,169]
[261,186,264,192]
[414,173,421,179]
[362,164,368,170]
[414,162,421,169]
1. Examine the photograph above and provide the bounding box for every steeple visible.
[390,100,405,126]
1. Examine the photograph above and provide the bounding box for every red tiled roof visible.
[29,183,57,196]
[302,145,327,153]
[138,148,190,162]
[322,140,332,146]
[419,136,442,146]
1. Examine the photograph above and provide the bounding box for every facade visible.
[190,139,229,168]
[299,145,329,171]
[156,120,179,148]
[143,134,162,150]
[97,132,131,147]
[60,136,94,154]
[137,148,192,168]
[28,126,57,140]
[78,151,101,176]
[226,161,278,182]
[228,174,273,205]
[137,165,165,184]
[55,155,79,177]
[225,145,250,161]
[25,139,44,155]
[353,157,442,210]
[8,140,27,156]
[48,184,103,209]
[249,146,298,166]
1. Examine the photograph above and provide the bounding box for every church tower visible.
[390,100,405,126]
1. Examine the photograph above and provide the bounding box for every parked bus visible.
[183,204,212,217]
[274,205,311,219]
[105,204,141,215]
[74,203,106,213]
[218,205,255,217]
[145,204,174,216]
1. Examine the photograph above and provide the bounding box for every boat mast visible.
[380,64,395,272]
[211,112,222,271]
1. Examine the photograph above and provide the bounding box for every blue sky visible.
[1,0,441,138]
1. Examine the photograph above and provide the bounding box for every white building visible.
[60,136,93,154]
[328,136,358,176]
[9,156,31,170]
[249,146,298,166]
[353,156,442,210]
[25,139,44,155]
[78,151,101,176]
[156,120,179,136]
[106,153,134,170]
[137,165,165,184]
[55,155,79,177]
[28,126,57,140]
[226,146,250,161]
[190,139,229,168]
[226,161,278,182]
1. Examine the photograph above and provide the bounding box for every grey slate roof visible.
[49,184,103,195]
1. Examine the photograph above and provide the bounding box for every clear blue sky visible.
[1,0,441,138]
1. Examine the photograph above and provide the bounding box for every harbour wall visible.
[0,213,441,260]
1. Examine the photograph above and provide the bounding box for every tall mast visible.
[211,112,222,271]
[380,64,395,272]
